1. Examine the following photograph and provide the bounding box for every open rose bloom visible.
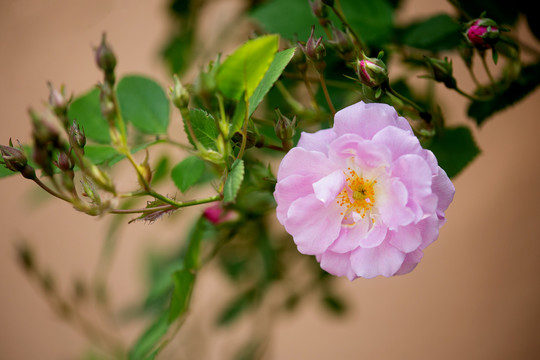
[274,101,455,280]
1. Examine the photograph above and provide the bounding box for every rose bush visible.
[274,101,455,279]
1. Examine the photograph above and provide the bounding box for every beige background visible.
[1,0,540,359]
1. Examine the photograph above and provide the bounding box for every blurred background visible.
[1,0,539,359]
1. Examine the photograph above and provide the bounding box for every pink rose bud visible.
[203,204,236,224]
[356,56,388,88]
[274,101,455,280]
[465,18,500,49]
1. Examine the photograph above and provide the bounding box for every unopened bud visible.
[329,26,355,62]
[465,18,500,49]
[81,177,101,205]
[137,149,152,189]
[355,54,388,88]
[56,151,74,172]
[29,108,60,147]
[310,0,330,26]
[298,26,326,72]
[95,33,117,83]
[169,74,190,109]
[424,56,457,89]
[1,140,28,172]
[274,108,296,142]
[68,120,86,150]
[47,82,70,120]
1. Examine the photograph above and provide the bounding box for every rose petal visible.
[297,129,337,154]
[274,174,315,224]
[350,242,406,278]
[377,178,415,229]
[388,224,422,253]
[319,251,357,280]
[432,167,455,217]
[285,194,343,255]
[394,249,424,276]
[312,170,346,206]
[277,147,337,182]
[372,126,422,161]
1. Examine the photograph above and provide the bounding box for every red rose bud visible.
[356,56,388,88]
[465,18,500,49]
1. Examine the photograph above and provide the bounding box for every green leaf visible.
[217,289,257,326]
[339,0,394,46]
[216,35,279,101]
[128,313,169,360]
[223,159,245,203]
[0,164,15,178]
[67,88,110,144]
[168,269,195,323]
[84,145,123,165]
[248,47,296,116]
[116,75,170,134]
[186,109,219,150]
[427,126,480,178]
[468,62,540,125]
[250,0,327,41]
[399,14,462,51]
[170,156,206,193]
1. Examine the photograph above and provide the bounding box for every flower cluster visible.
[274,101,455,280]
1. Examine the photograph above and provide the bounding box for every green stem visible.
[318,72,336,117]
[237,93,250,160]
[32,176,72,202]
[386,85,426,114]
[331,0,367,53]
[146,191,221,209]
[480,51,496,88]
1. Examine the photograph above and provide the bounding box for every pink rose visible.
[274,101,455,280]
[465,18,500,49]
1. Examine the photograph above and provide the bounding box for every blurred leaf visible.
[249,47,297,115]
[67,88,110,144]
[217,289,257,326]
[117,75,170,135]
[151,156,170,185]
[171,155,206,193]
[128,313,169,360]
[0,164,15,178]
[161,30,194,75]
[340,0,394,47]
[223,159,245,203]
[468,62,540,125]
[186,109,219,150]
[453,0,519,25]
[427,126,480,178]
[217,35,279,101]
[250,0,326,41]
[84,145,122,165]
[399,14,462,51]
[168,269,195,323]
[321,294,347,316]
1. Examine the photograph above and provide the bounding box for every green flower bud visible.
[355,55,388,88]
[95,33,117,83]
[169,74,190,110]
[68,120,86,150]
[424,56,457,89]
[274,108,296,142]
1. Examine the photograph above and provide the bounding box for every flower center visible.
[336,167,376,222]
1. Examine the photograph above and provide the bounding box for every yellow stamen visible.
[336,168,376,222]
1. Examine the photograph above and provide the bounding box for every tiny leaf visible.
[223,159,245,203]
[171,156,206,193]
[117,75,170,134]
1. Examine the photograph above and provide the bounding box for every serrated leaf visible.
[223,159,244,203]
[216,35,279,101]
[468,62,540,125]
[427,126,480,178]
[186,109,219,150]
[248,47,296,115]
[117,75,170,134]
[171,156,206,193]
[67,88,110,144]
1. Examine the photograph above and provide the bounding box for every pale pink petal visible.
[285,194,343,255]
[432,167,455,217]
[417,215,440,250]
[329,220,370,253]
[312,170,346,206]
[371,126,422,161]
[328,134,392,169]
[274,174,314,224]
[319,251,357,280]
[277,147,337,182]
[334,101,412,139]
[378,178,415,229]
[388,225,422,253]
[394,249,424,276]
[297,129,337,154]
[350,242,406,278]
[391,154,433,199]
[358,221,388,248]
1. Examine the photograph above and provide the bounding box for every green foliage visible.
[223,159,245,203]
[185,109,220,150]
[217,35,279,101]
[171,155,206,192]
[468,62,540,125]
[399,14,462,52]
[427,126,481,179]
[116,75,170,135]
[339,0,394,47]
[67,88,110,144]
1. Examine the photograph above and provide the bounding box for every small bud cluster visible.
[298,26,327,73]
